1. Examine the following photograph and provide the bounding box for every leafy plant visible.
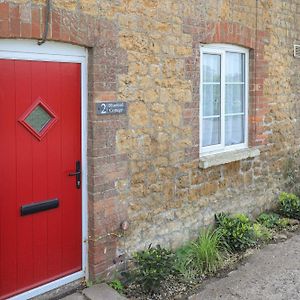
[132,245,175,292]
[256,212,291,230]
[253,223,272,241]
[256,212,281,229]
[175,229,224,279]
[277,217,292,228]
[109,279,124,293]
[279,192,300,220]
[174,244,198,280]
[215,213,256,252]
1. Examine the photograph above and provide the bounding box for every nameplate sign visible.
[96,102,127,115]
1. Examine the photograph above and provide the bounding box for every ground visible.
[190,234,300,300]
[61,231,300,300]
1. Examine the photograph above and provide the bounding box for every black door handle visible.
[69,171,81,176]
[68,160,81,189]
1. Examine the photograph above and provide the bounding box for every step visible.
[61,292,87,300]
[82,283,128,300]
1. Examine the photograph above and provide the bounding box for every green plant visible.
[253,223,272,241]
[132,245,175,292]
[215,213,256,252]
[256,212,281,229]
[279,192,300,220]
[277,217,292,228]
[86,280,93,288]
[109,279,124,293]
[85,277,102,288]
[191,229,224,274]
[175,229,224,279]
[174,244,198,280]
[256,212,291,230]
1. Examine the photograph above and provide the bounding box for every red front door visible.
[0,59,82,299]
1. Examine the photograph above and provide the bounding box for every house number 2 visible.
[101,103,107,114]
[96,102,127,115]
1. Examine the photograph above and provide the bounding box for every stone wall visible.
[1,0,300,279]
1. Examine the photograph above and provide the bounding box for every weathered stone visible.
[128,102,149,128]
[191,170,205,186]
[167,102,182,127]
[83,283,127,300]
[176,174,190,189]
[200,148,260,169]
[61,293,85,300]
[131,172,145,184]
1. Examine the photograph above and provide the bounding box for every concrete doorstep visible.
[62,283,128,300]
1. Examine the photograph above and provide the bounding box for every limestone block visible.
[129,102,149,128]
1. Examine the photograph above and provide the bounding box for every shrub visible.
[253,223,272,241]
[132,245,175,292]
[175,229,224,279]
[279,192,300,220]
[277,217,292,228]
[109,279,124,293]
[257,212,291,230]
[256,212,281,229]
[215,213,256,252]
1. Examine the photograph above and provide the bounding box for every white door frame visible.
[0,39,88,300]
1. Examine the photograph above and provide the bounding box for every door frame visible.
[0,39,88,300]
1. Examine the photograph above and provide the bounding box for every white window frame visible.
[200,44,249,156]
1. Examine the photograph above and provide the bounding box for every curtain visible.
[202,54,221,147]
[225,53,245,145]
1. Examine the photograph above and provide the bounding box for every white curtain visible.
[202,84,220,146]
[225,53,245,145]
[202,54,220,147]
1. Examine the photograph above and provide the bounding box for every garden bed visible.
[108,192,300,300]
[124,227,300,300]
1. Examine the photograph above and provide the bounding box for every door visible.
[0,59,82,299]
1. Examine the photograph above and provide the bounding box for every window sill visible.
[199,148,260,169]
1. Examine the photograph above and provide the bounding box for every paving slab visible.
[83,283,128,300]
[61,292,86,300]
[189,234,300,300]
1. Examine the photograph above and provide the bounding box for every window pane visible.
[225,84,245,114]
[25,105,52,133]
[225,115,244,145]
[225,52,245,82]
[203,54,221,82]
[202,117,220,147]
[203,84,221,116]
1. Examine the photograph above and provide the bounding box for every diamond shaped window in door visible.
[19,99,58,140]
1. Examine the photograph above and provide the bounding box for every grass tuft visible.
[175,228,225,279]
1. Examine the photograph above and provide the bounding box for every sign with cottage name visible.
[96,102,127,115]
